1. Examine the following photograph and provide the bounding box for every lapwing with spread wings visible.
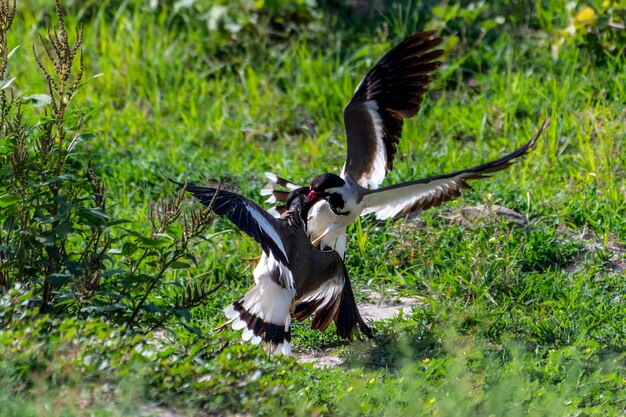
[175,181,372,355]
[263,30,549,256]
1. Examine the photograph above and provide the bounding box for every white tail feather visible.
[231,317,247,330]
[223,255,296,355]
[264,172,278,183]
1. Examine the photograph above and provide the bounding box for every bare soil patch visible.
[298,291,423,368]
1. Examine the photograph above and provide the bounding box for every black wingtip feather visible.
[392,118,551,188]
[344,30,445,184]
[160,171,185,188]
[463,117,550,177]
[334,266,373,340]
[172,179,290,265]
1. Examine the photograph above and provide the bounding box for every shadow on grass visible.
[340,316,444,371]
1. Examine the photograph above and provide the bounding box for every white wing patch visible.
[340,100,387,190]
[297,273,344,313]
[267,207,281,219]
[261,171,302,219]
[361,178,465,220]
[264,194,277,204]
[362,100,387,189]
[245,201,288,262]
[224,252,297,355]
[254,252,295,291]
[234,277,294,328]
[264,172,301,191]
[264,172,279,183]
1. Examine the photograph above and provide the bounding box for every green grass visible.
[2,0,626,416]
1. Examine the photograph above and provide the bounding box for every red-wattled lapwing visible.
[263,30,550,255]
[174,181,372,355]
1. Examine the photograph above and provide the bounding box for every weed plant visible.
[0,0,223,330]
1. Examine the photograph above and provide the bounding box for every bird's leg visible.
[213,318,235,332]
[241,255,261,274]
[310,228,331,247]
[241,255,261,262]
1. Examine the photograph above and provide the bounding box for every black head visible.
[282,187,309,227]
[284,187,308,212]
[310,173,345,191]
[306,173,345,201]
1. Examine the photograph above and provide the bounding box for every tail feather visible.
[262,172,304,218]
[293,266,373,341]
[334,270,373,340]
[224,280,295,355]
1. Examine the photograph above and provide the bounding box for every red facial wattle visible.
[305,190,320,203]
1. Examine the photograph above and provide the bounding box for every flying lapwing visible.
[263,30,550,256]
[175,181,372,355]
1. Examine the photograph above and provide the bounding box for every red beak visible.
[304,190,320,203]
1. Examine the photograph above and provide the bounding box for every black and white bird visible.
[263,30,550,255]
[175,181,372,355]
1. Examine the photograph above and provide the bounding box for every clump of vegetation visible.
[550,2,626,60]
[0,0,222,330]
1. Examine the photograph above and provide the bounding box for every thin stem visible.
[125,250,182,329]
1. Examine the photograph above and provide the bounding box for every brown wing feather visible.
[293,257,372,340]
[333,264,373,340]
[343,31,444,188]
[361,119,550,219]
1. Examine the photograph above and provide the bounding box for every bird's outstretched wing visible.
[342,30,444,189]
[360,119,550,220]
[175,181,290,265]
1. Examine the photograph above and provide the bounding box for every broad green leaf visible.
[76,207,109,227]
[101,269,126,278]
[138,236,167,248]
[141,302,162,313]
[0,193,20,208]
[170,261,191,269]
[121,242,138,257]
